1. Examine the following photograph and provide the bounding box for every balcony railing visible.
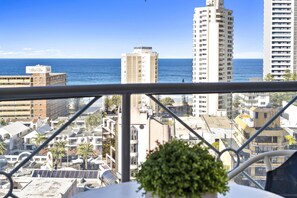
[0,81,297,197]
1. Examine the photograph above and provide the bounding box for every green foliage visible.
[34,132,47,147]
[0,119,7,126]
[233,96,240,108]
[49,141,66,167]
[136,140,229,198]
[77,143,94,169]
[104,95,121,113]
[102,138,115,158]
[159,97,175,113]
[264,73,274,81]
[85,113,103,130]
[283,70,292,81]
[270,92,296,107]
[0,140,7,155]
[161,97,175,106]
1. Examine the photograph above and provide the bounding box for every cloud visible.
[22,48,32,51]
[0,48,64,58]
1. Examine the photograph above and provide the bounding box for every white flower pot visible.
[145,191,218,198]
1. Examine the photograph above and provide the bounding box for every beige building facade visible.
[0,65,67,121]
[121,47,158,109]
[234,107,288,186]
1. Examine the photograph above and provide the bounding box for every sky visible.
[0,0,263,59]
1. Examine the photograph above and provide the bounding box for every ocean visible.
[0,59,263,85]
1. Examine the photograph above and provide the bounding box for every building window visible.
[264,113,267,118]
[131,126,138,141]
[255,112,258,119]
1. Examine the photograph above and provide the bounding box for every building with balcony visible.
[236,92,270,114]
[263,0,297,80]
[0,65,68,121]
[121,47,158,110]
[234,107,288,186]
[117,108,170,178]
[192,0,234,117]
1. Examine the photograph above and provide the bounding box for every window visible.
[255,167,266,176]
[130,144,137,153]
[264,113,267,118]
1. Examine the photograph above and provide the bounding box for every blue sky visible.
[0,0,263,58]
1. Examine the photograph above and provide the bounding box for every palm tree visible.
[0,140,7,155]
[49,141,66,169]
[85,113,102,130]
[77,143,93,170]
[34,132,47,147]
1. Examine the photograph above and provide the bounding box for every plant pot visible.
[145,191,218,198]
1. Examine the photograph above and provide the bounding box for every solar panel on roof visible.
[31,170,100,179]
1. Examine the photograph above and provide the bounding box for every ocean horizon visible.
[0,58,263,85]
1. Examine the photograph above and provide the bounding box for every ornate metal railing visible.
[0,81,297,197]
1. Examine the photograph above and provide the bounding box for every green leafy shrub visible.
[136,139,229,198]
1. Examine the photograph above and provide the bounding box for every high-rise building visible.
[263,0,297,80]
[192,0,234,117]
[0,65,67,121]
[121,47,158,109]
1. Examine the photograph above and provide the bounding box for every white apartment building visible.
[237,93,270,114]
[121,47,158,109]
[264,0,297,80]
[192,0,233,117]
[117,108,170,178]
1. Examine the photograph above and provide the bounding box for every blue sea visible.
[0,59,263,85]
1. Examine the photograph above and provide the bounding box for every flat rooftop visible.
[13,178,77,198]
[203,115,231,129]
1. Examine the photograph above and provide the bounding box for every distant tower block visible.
[121,47,158,110]
[263,0,297,80]
[192,0,234,117]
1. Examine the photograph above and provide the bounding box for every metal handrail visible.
[228,150,296,180]
[0,82,296,197]
[0,82,297,101]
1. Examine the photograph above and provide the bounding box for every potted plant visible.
[136,139,229,198]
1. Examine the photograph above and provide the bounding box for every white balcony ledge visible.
[73,181,282,198]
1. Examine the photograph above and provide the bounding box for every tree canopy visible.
[34,132,47,147]
[85,113,103,130]
[49,141,66,169]
[160,97,175,106]
[104,95,121,113]
[77,143,94,169]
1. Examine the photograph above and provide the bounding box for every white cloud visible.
[0,48,64,58]
[22,48,32,51]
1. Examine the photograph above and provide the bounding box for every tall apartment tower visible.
[121,47,158,109]
[263,0,297,80]
[192,0,234,117]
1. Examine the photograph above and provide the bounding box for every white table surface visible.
[74,181,283,198]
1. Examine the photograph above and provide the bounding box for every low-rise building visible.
[234,107,288,186]
[0,122,31,152]
[117,108,170,178]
